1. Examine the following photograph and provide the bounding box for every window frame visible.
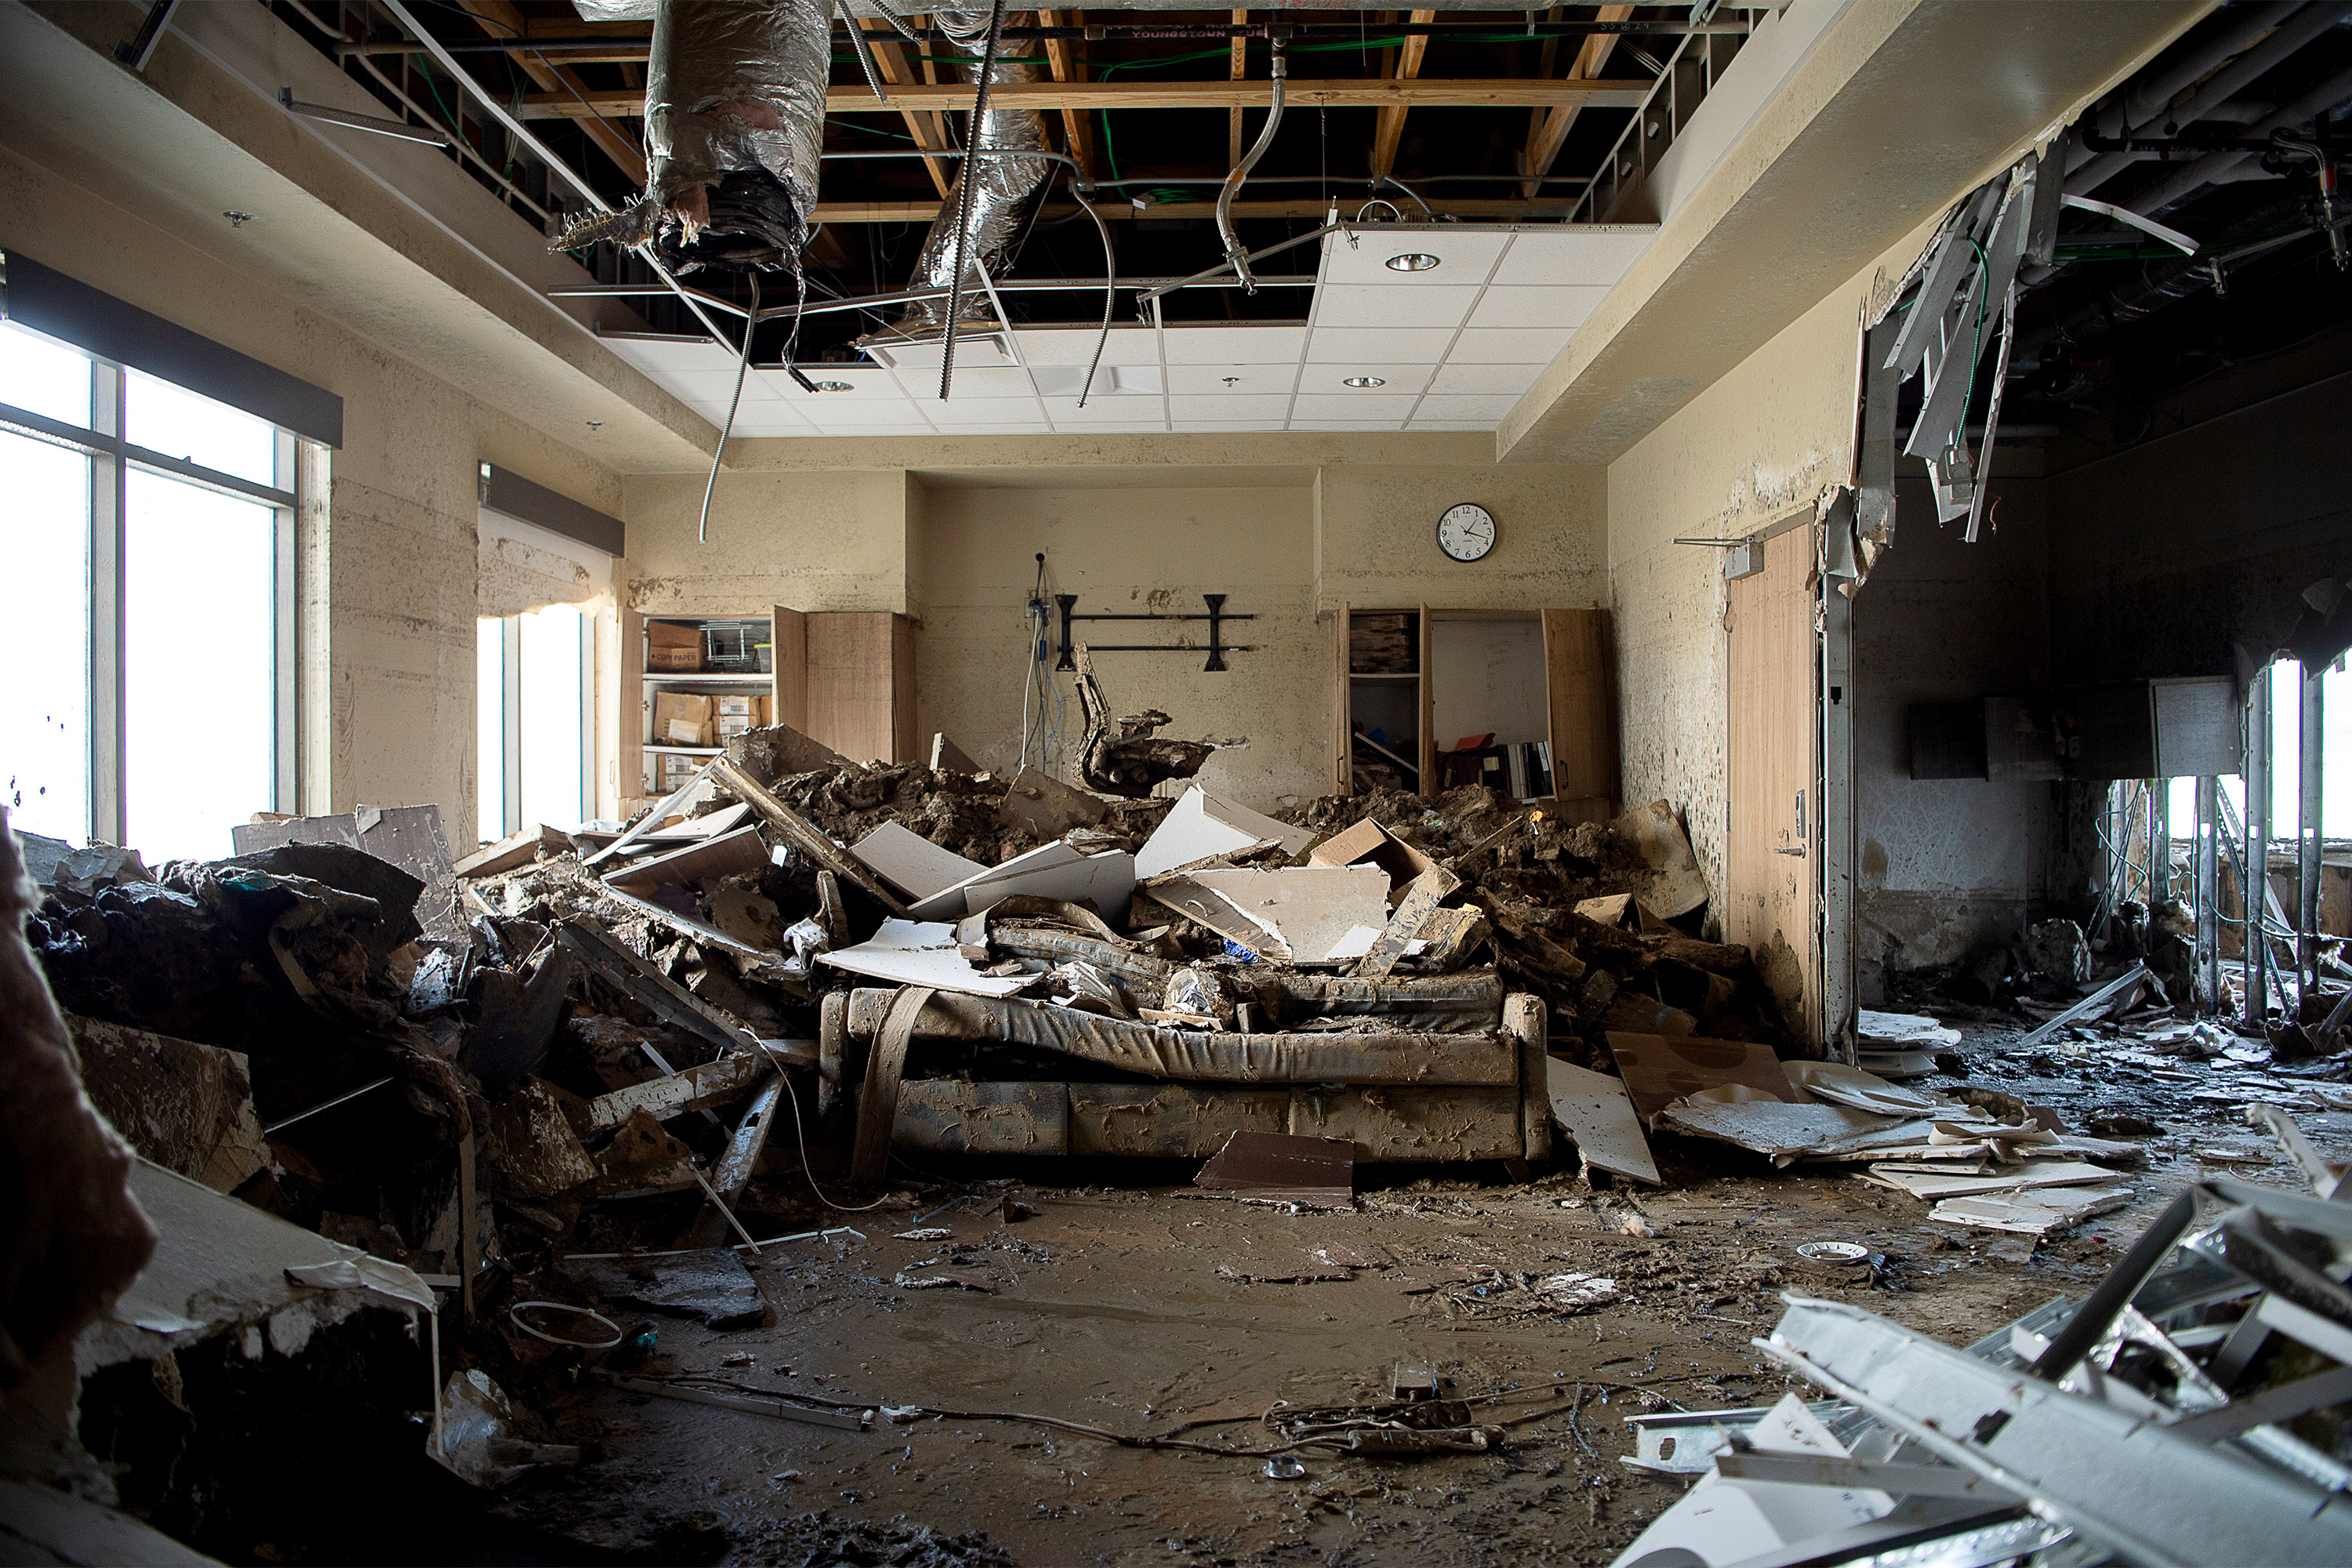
[477,606,597,840]
[0,329,299,844]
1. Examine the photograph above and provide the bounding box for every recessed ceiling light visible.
[1385,252,1440,273]
[1341,376,1387,388]
[809,380,854,393]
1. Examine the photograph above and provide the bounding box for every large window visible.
[0,321,295,862]
[477,604,593,842]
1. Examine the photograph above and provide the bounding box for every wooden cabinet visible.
[1333,603,1618,816]
[793,609,917,766]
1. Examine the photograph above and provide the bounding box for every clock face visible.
[1436,503,1496,562]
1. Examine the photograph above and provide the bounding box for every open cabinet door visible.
[1542,608,1619,822]
[1726,528,1824,1049]
[770,606,808,735]
[1329,604,1352,794]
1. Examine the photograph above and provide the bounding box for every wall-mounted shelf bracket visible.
[1054,593,1255,673]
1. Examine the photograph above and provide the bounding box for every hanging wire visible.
[696,271,759,545]
[940,0,1008,401]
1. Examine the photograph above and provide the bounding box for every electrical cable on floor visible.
[769,1058,892,1214]
[696,272,758,545]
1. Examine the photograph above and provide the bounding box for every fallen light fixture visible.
[787,366,855,394]
[1385,252,1441,272]
[1341,376,1387,388]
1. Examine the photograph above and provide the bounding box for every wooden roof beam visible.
[856,18,955,197]
[1521,4,1635,198]
[1039,9,1102,182]
[517,78,1650,117]
[452,0,646,187]
[1370,10,1437,180]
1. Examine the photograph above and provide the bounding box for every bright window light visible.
[127,368,278,487]
[122,472,275,862]
[0,321,93,425]
[0,432,93,841]
[518,605,585,833]
[2163,659,2349,839]
[477,619,506,844]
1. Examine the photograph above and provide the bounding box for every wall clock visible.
[1436,502,1496,562]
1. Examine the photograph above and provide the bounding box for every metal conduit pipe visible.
[891,3,1054,336]
[2134,60,2352,213]
[2012,193,2312,359]
[2071,2,2349,195]
[1217,34,1287,295]
[2066,0,2297,176]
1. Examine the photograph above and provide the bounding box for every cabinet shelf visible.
[644,743,724,756]
[644,671,772,685]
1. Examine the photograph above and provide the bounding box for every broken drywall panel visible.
[1607,1031,1795,1120]
[996,766,1107,839]
[1133,785,1316,880]
[601,825,770,898]
[1784,1060,1955,1117]
[639,801,753,842]
[67,1017,273,1194]
[1857,1010,1964,1048]
[80,1159,428,1373]
[565,1247,766,1329]
[1307,818,1459,905]
[452,824,572,880]
[1611,800,1708,919]
[1864,1160,2124,1200]
[817,919,1036,997]
[230,804,460,938]
[1657,1098,1900,1159]
[1146,866,1391,965]
[931,733,982,774]
[1544,1058,1661,1185]
[908,842,1085,920]
[851,822,987,902]
[963,850,1135,926]
[17,833,154,895]
[1928,1185,2132,1235]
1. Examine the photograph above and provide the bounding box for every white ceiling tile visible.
[804,400,930,425]
[1050,421,1169,434]
[601,336,744,377]
[1042,399,1167,425]
[1032,364,1160,397]
[1160,325,1307,365]
[1167,394,1295,420]
[927,423,1050,434]
[664,368,784,400]
[1167,362,1300,395]
[1446,327,1574,364]
[1487,228,1654,287]
[1014,328,1158,366]
[1314,284,1479,329]
[720,409,813,435]
[1320,229,1512,288]
[1304,327,1457,363]
[1291,362,1435,395]
[1414,394,1523,421]
[1290,394,1422,420]
[1428,362,1541,395]
[786,368,909,400]
[911,367,1037,398]
[1403,420,1494,430]
[920,397,1041,423]
[1285,419,1408,430]
[1465,285,1610,330]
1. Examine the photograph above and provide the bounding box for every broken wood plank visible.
[710,756,910,915]
[587,757,719,868]
[2014,963,2153,1050]
[557,919,816,1069]
[454,823,570,880]
[1354,867,1452,980]
[679,1075,786,1248]
[580,1051,771,1137]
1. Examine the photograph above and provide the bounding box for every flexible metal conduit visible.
[1217,35,1287,295]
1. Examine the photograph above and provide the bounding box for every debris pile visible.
[1612,1107,2352,1567]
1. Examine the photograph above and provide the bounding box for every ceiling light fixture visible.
[1342,376,1387,388]
[809,380,855,394]
[1385,252,1440,273]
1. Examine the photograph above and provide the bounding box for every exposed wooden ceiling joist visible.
[806,197,1577,223]
[515,77,1650,119]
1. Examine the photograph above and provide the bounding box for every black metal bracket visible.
[1054,593,1254,673]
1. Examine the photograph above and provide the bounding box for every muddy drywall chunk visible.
[568,1247,766,1329]
[1607,1031,1795,1120]
[1609,800,1708,920]
[69,1016,272,1193]
[487,1078,597,1200]
[1194,1131,1355,1205]
[996,765,1109,839]
[1543,1058,1659,1185]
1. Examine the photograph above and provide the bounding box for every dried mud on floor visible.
[493,1025,2352,1567]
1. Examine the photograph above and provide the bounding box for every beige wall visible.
[0,140,619,852]
[913,480,1324,804]
[1604,219,1934,904]
[1316,463,1606,611]
[620,468,912,619]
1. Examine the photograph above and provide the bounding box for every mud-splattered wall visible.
[0,143,619,852]
[1314,464,1606,612]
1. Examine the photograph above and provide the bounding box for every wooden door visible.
[1725,529,1822,1048]
[770,605,808,734]
[1543,607,1620,819]
[805,611,916,764]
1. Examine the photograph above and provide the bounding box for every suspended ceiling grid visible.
[597,223,1655,437]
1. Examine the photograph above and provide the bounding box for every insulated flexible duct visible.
[553,0,829,274]
[893,5,1054,334]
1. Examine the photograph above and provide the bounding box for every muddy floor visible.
[494,1024,2352,1567]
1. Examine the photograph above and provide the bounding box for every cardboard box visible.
[657,753,700,788]
[652,691,713,748]
[647,620,702,673]
[715,694,760,718]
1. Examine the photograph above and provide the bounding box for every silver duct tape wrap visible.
[645,0,829,245]
[896,5,1054,332]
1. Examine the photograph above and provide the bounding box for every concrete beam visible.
[1497,0,2212,466]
